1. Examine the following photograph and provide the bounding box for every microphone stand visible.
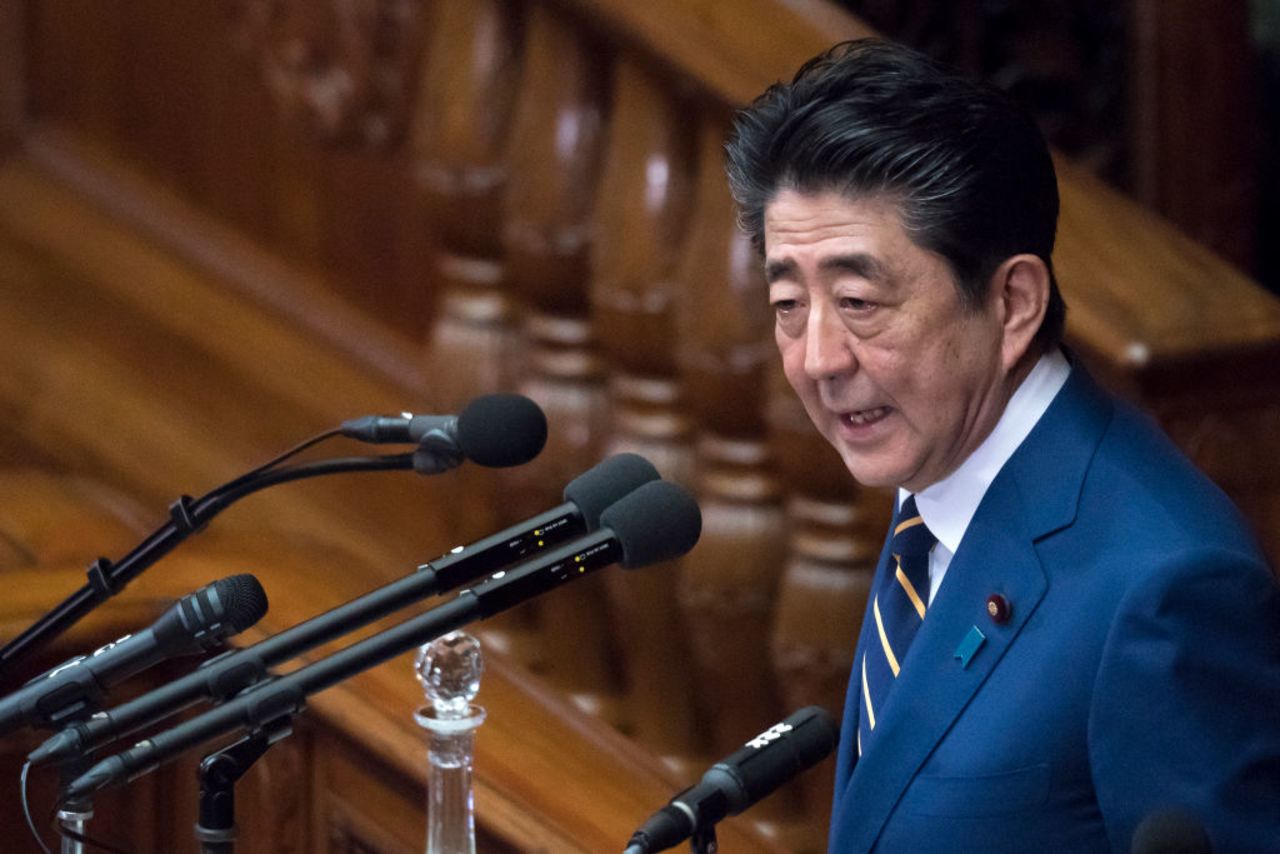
[193,714,297,854]
[54,706,104,854]
[0,453,417,675]
[690,824,718,854]
[56,757,95,854]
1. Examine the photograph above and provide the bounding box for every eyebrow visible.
[764,258,796,284]
[822,253,888,282]
[764,253,889,284]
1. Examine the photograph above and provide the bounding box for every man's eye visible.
[772,299,799,314]
[840,297,874,312]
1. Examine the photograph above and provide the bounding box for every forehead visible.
[763,189,928,277]
[766,189,924,253]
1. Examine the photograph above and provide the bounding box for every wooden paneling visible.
[1130,0,1258,269]
[0,1,23,148]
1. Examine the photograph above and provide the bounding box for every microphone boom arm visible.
[0,453,414,675]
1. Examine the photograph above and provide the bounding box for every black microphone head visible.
[693,705,838,821]
[1131,809,1211,854]
[712,706,838,810]
[775,705,839,766]
[598,480,701,569]
[208,574,270,633]
[563,453,661,530]
[455,394,548,468]
[155,574,269,657]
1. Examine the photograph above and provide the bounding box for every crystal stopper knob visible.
[415,631,483,720]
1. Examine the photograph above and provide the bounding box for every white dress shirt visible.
[900,349,1072,604]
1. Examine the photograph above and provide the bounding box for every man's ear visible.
[990,254,1050,371]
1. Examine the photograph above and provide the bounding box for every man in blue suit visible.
[725,40,1280,850]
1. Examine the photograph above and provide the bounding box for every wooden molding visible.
[1054,156,1280,369]
[548,0,875,106]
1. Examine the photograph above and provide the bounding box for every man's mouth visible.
[840,406,892,426]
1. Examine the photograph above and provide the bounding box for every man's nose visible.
[803,304,854,380]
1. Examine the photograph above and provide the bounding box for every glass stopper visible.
[414,631,483,720]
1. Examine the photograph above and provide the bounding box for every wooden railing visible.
[2,0,1278,850]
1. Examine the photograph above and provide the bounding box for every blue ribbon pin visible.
[954,626,986,668]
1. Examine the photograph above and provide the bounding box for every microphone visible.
[63,479,702,799]
[1131,809,1212,854]
[623,706,838,854]
[425,451,661,587]
[0,575,268,737]
[0,398,541,678]
[340,393,548,468]
[30,454,660,767]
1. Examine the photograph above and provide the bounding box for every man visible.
[725,39,1280,851]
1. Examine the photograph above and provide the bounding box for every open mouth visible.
[840,406,892,426]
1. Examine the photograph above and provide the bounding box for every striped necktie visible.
[858,494,936,755]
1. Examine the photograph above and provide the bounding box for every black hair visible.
[725,38,1065,350]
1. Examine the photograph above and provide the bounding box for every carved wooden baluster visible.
[325,0,421,150]
[768,366,893,833]
[318,0,429,333]
[226,0,275,55]
[591,58,698,731]
[250,0,421,149]
[412,0,523,413]
[671,115,791,778]
[254,0,333,136]
[410,0,523,557]
[496,5,612,686]
[225,0,428,326]
[223,0,329,261]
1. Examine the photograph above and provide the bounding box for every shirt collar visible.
[899,349,1072,555]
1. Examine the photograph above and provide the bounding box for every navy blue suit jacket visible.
[828,365,1280,852]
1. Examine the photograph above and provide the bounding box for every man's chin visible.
[837,453,910,491]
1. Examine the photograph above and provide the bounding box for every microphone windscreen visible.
[563,453,661,529]
[599,480,701,568]
[455,394,548,468]
[712,705,838,813]
[1131,809,1211,854]
[209,574,270,633]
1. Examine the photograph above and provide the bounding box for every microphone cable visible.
[33,784,136,854]
[206,426,343,498]
[21,761,51,854]
[51,821,132,854]
[25,760,135,853]
[192,452,415,514]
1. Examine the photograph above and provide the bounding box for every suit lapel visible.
[834,521,895,800]
[832,364,1113,852]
